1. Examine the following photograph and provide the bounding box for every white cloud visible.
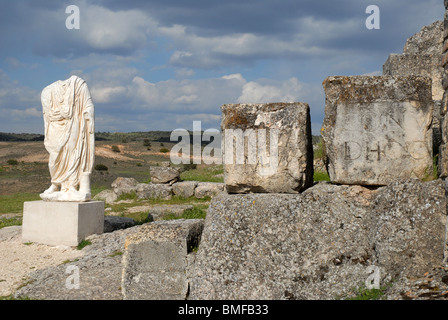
[10,107,41,118]
[238,78,305,104]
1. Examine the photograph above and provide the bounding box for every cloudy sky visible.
[0,0,444,134]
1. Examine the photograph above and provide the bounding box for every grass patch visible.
[162,205,207,221]
[0,193,41,214]
[0,216,22,229]
[313,140,326,160]
[76,239,92,250]
[180,165,223,183]
[123,211,153,225]
[108,250,123,257]
[314,171,330,182]
[117,191,138,201]
[344,281,394,300]
[61,258,79,265]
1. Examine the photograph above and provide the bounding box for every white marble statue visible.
[40,75,95,202]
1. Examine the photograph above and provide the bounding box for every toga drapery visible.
[41,75,94,193]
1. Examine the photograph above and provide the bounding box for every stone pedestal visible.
[22,201,104,246]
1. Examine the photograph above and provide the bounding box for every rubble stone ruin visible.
[383,20,444,168]
[15,2,448,300]
[221,102,313,193]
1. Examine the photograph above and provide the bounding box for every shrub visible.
[182,163,197,172]
[7,159,18,166]
[94,164,108,171]
[111,145,120,153]
[77,239,92,250]
[143,139,151,147]
[160,147,170,153]
[136,162,142,167]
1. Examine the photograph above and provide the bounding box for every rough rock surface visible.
[440,6,448,178]
[93,189,118,204]
[14,226,141,300]
[189,179,447,300]
[150,167,180,184]
[221,103,313,194]
[194,182,225,199]
[383,54,443,101]
[146,204,194,221]
[111,177,139,196]
[383,21,443,155]
[104,216,136,233]
[172,181,198,198]
[321,76,433,186]
[136,183,173,200]
[403,20,443,55]
[122,219,204,300]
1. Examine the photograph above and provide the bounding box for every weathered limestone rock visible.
[221,102,313,194]
[194,182,225,199]
[122,219,204,300]
[93,189,118,204]
[172,181,198,198]
[403,20,443,55]
[146,204,194,221]
[440,5,448,177]
[150,166,180,184]
[383,54,443,101]
[136,183,173,200]
[383,21,443,154]
[111,177,139,196]
[189,179,447,300]
[321,76,433,186]
[104,216,136,233]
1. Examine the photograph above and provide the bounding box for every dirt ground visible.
[0,140,175,196]
[0,226,83,297]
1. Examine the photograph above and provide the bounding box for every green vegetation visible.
[314,171,330,182]
[313,139,326,160]
[181,163,197,172]
[76,239,92,250]
[0,193,41,214]
[180,165,223,183]
[162,205,208,221]
[123,211,153,225]
[111,145,120,153]
[143,139,151,147]
[159,147,170,153]
[0,216,22,229]
[432,155,439,180]
[7,159,19,166]
[61,258,79,265]
[344,280,394,300]
[108,250,123,257]
[117,191,138,201]
[94,164,108,171]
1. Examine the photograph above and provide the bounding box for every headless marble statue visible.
[40,75,95,202]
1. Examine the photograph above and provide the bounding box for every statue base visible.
[40,191,91,202]
[22,201,104,246]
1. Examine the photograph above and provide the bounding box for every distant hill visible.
[0,132,44,141]
[1,131,323,144]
